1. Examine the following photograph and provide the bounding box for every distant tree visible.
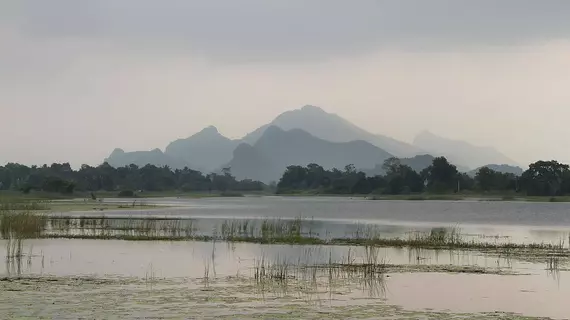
[475,167,497,192]
[457,173,475,192]
[222,167,232,177]
[382,157,402,176]
[352,174,373,194]
[41,176,75,194]
[367,176,388,194]
[384,164,423,194]
[306,163,326,189]
[475,167,515,192]
[344,164,356,174]
[210,173,234,192]
[520,160,570,196]
[274,161,427,195]
[277,165,308,192]
[0,161,265,195]
[424,157,459,193]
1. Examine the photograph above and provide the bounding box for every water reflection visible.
[44,213,570,248]
[89,196,570,228]
[3,239,45,277]
[2,238,570,318]
[0,239,552,279]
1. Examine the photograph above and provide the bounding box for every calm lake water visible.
[3,196,570,319]
[1,239,569,319]
[59,196,570,245]
[96,196,570,226]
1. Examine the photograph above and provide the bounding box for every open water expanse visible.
[97,196,570,226]
[2,196,570,319]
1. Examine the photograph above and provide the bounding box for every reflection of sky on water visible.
[67,196,570,229]
[0,239,552,278]
[1,238,569,319]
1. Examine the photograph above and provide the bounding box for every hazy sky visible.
[1,0,570,167]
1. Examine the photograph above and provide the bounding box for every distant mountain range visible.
[229,126,393,182]
[243,105,421,157]
[104,105,521,181]
[413,130,518,170]
[164,126,241,173]
[106,126,240,173]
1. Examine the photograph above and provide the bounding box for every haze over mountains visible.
[413,131,519,170]
[106,148,188,170]
[242,105,420,157]
[105,105,522,182]
[229,126,392,182]
[164,126,241,173]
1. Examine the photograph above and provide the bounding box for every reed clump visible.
[46,216,197,239]
[0,211,47,239]
[219,217,319,244]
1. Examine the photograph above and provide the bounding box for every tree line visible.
[0,163,264,195]
[277,157,570,197]
[1,157,569,197]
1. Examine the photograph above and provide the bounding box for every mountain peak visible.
[110,148,125,155]
[187,125,226,140]
[415,130,437,140]
[242,104,422,157]
[161,125,240,172]
[197,125,219,135]
[300,105,326,113]
[230,125,393,182]
[263,125,285,135]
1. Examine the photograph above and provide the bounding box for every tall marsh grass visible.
[219,217,315,244]
[0,211,47,239]
[0,204,568,260]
